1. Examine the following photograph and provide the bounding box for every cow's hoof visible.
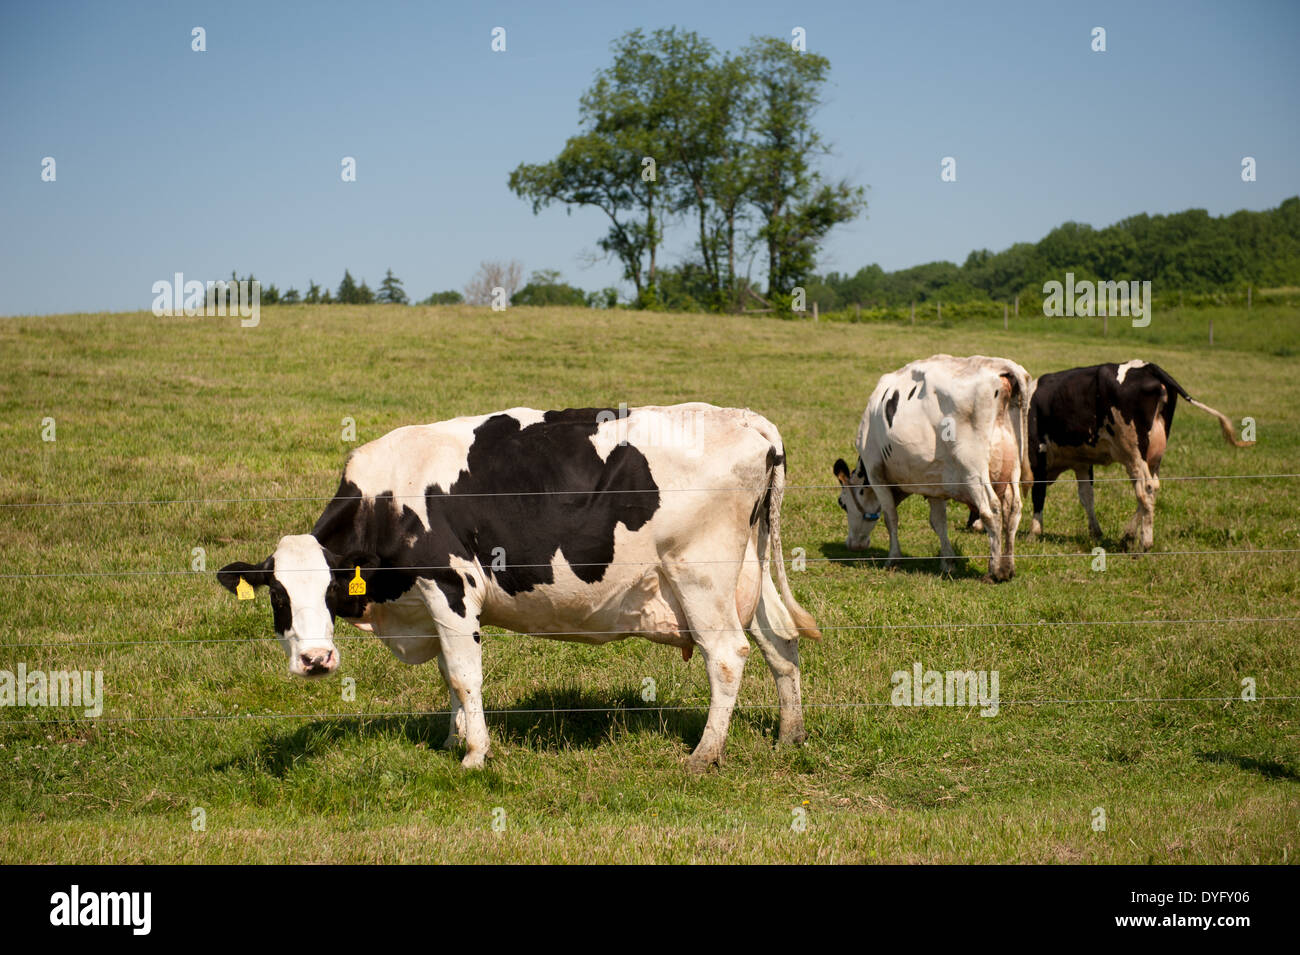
[1029,520,1043,537]
[460,750,488,769]
[778,724,808,746]
[939,560,956,577]
[685,752,721,774]
[1088,525,1104,540]
[441,735,463,751]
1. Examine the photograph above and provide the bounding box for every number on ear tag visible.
[348,566,366,596]
[236,577,255,601]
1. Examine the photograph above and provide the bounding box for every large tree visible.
[509,29,865,309]
[744,38,865,298]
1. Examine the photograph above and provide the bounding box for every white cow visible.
[220,404,820,771]
[833,355,1032,581]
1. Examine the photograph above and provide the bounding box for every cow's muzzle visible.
[296,647,338,677]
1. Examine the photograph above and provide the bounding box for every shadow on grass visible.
[1196,751,1300,782]
[214,686,722,777]
[817,541,988,580]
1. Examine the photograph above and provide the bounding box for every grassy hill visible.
[0,304,1295,862]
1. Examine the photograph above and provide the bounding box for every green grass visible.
[0,304,1296,863]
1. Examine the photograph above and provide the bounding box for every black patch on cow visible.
[907,385,916,400]
[884,390,900,428]
[473,631,481,644]
[310,409,662,617]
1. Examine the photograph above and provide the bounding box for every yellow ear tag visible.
[236,576,255,601]
[348,566,366,596]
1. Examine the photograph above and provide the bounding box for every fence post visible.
[910,301,915,325]
[1003,302,1008,330]
[813,300,819,322]
[1248,285,1252,310]
[1209,318,1214,346]
[855,302,861,321]
[937,301,942,322]
[1014,295,1019,318]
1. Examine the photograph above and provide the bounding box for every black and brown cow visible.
[1027,360,1253,550]
[217,404,819,771]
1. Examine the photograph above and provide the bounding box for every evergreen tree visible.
[336,270,359,304]
[377,268,408,304]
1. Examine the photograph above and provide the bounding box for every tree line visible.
[810,197,1300,311]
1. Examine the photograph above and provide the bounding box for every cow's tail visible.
[996,361,1035,486]
[763,439,822,641]
[1147,364,1255,448]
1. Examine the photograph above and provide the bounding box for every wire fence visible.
[2,694,1297,727]
[5,615,1297,650]
[2,470,1298,510]
[1,548,1297,581]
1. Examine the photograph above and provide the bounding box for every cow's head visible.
[217,535,376,678]
[832,457,881,551]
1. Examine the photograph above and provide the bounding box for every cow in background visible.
[1028,360,1253,550]
[833,355,1032,581]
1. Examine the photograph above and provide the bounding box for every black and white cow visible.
[218,404,820,771]
[833,355,1032,581]
[1028,360,1253,550]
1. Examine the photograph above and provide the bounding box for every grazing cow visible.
[1028,360,1253,550]
[833,355,1032,581]
[218,404,820,771]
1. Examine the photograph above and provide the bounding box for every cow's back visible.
[861,355,1028,488]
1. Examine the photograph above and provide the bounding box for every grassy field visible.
[0,303,1296,863]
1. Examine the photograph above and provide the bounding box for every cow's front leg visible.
[1029,458,1054,536]
[436,650,467,751]
[1075,466,1102,539]
[415,578,490,768]
[872,471,903,566]
[436,624,489,768]
[929,498,956,575]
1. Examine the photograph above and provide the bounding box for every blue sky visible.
[1,0,1297,315]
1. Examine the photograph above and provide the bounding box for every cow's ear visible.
[325,549,379,578]
[833,458,851,485]
[217,559,271,594]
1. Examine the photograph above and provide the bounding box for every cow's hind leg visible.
[1120,460,1158,552]
[1075,466,1102,539]
[749,573,805,745]
[998,477,1020,580]
[968,479,1007,582]
[929,498,956,576]
[677,587,751,772]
